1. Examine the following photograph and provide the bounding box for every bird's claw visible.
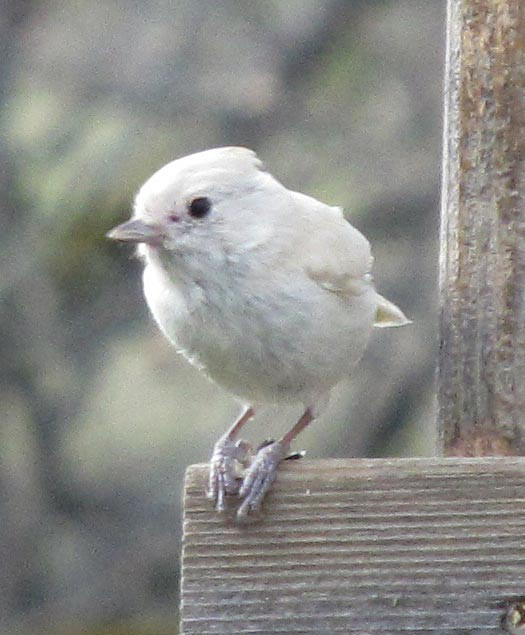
[257,438,305,461]
[236,440,289,520]
[207,436,252,512]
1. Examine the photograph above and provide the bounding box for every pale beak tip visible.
[105,219,164,245]
[106,227,119,241]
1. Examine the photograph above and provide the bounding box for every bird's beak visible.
[106,219,165,246]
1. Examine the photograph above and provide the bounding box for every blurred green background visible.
[0,1,443,633]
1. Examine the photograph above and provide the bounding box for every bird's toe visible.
[236,440,289,520]
[208,436,252,512]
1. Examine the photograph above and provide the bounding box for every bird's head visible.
[107,147,284,263]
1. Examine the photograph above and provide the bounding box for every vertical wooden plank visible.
[439,0,525,455]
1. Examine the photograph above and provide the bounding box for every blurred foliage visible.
[0,1,443,633]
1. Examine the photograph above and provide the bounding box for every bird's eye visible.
[188,197,211,219]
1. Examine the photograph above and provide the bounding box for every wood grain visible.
[439,0,525,454]
[181,458,525,634]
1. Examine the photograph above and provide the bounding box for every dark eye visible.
[188,197,211,219]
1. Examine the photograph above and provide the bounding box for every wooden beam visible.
[181,458,525,634]
[439,0,525,455]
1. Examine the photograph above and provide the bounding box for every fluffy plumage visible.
[108,146,410,519]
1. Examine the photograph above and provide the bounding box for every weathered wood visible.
[181,458,525,634]
[439,0,525,455]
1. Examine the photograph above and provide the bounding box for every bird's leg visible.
[207,406,255,512]
[237,406,315,520]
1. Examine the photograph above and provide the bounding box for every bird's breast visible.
[142,256,376,404]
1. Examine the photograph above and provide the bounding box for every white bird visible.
[107,147,410,520]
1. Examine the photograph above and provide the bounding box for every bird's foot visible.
[236,439,290,521]
[207,435,252,512]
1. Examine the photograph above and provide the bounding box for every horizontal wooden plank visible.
[180,458,525,634]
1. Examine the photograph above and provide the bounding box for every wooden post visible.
[439,0,525,456]
[180,2,525,633]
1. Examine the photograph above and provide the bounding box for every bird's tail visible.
[373,293,412,328]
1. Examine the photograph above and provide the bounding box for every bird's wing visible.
[291,192,373,298]
[292,192,411,327]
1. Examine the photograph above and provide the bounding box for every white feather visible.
[130,147,409,408]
